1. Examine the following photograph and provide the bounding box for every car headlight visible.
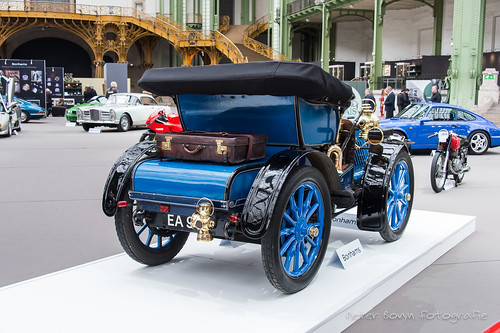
[110,109,116,121]
[76,109,82,119]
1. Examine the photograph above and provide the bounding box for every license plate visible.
[160,213,193,232]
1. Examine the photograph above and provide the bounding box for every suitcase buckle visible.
[161,136,172,151]
[216,139,227,155]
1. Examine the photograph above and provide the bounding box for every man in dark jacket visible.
[397,88,411,112]
[364,88,376,111]
[431,86,442,103]
[384,86,395,118]
[106,81,118,98]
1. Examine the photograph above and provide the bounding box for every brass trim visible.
[161,136,172,151]
[216,139,227,155]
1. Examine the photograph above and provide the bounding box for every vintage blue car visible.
[14,97,46,123]
[380,102,500,154]
[102,62,414,293]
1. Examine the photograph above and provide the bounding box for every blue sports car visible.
[14,97,46,123]
[380,103,500,154]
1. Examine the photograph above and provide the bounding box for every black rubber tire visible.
[430,152,447,193]
[117,115,131,132]
[379,149,414,242]
[468,131,489,155]
[21,111,30,123]
[82,124,92,132]
[115,182,189,266]
[261,166,331,294]
[5,121,12,137]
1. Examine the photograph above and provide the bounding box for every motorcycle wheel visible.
[261,166,331,294]
[430,152,447,193]
[115,181,190,266]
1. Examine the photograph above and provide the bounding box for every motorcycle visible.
[429,129,470,193]
[139,109,182,142]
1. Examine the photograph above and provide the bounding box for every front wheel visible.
[117,115,131,132]
[430,152,447,193]
[379,150,414,242]
[261,166,331,293]
[115,182,189,265]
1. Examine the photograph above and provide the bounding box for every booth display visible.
[102,62,415,293]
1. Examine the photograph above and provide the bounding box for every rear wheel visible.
[261,166,331,293]
[115,182,189,265]
[468,131,489,155]
[430,152,447,193]
[21,111,30,123]
[380,150,414,242]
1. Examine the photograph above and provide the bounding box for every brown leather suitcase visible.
[156,131,267,164]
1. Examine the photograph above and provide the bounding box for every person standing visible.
[106,81,118,98]
[364,88,376,111]
[384,86,395,118]
[430,86,442,103]
[89,85,97,99]
[83,86,92,102]
[397,88,411,112]
[402,88,411,109]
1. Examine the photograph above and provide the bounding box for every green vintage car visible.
[66,95,107,122]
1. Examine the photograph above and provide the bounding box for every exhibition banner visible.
[0,59,46,108]
[46,67,64,101]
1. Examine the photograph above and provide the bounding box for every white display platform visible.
[0,210,474,333]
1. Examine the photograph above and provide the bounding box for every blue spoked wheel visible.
[262,166,331,293]
[115,182,189,265]
[380,150,414,242]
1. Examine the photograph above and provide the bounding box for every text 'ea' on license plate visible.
[158,214,193,232]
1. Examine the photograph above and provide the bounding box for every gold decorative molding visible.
[243,14,291,61]
[0,1,247,75]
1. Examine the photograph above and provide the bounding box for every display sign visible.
[335,239,365,269]
[0,59,46,108]
[332,210,359,230]
[46,67,64,101]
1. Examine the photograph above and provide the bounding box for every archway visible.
[12,37,92,77]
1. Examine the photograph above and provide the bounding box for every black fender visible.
[356,142,410,231]
[241,149,341,239]
[102,141,156,217]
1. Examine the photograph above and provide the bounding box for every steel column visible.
[370,0,385,90]
[448,0,486,109]
[320,2,330,71]
[432,0,443,56]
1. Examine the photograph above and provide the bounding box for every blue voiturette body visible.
[103,61,414,294]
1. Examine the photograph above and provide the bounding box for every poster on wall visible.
[0,59,46,108]
[407,79,446,103]
[46,67,64,101]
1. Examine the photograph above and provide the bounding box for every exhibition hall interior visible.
[1,0,500,332]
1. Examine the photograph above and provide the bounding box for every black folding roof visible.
[138,61,353,108]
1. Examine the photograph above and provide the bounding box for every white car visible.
[0,95,21,137]
[76,93,165,132]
